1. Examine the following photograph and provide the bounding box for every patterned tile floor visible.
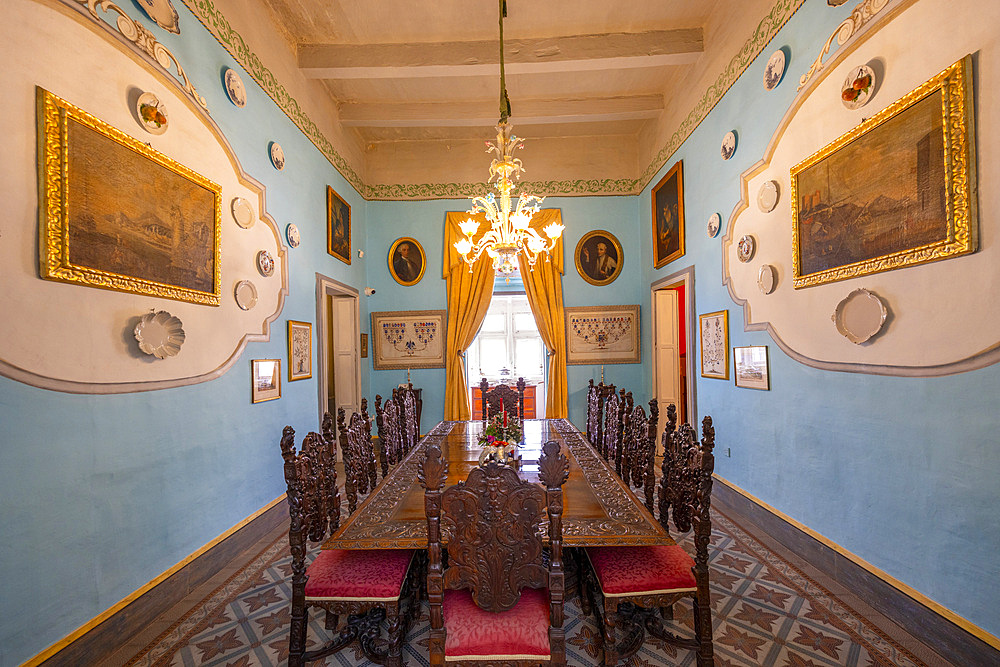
[117,507,941,667]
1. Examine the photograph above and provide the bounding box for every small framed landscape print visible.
[327,186,351,264]
[575,230,623,286]
[734,345,769,390]
[651,160,685,269]
[251,359,281,403]
[388,237,426,286]
[699,310,729,380]
[287,320,312,381]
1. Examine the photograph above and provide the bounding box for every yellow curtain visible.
[517,209,568,419]
[443,212,495,420]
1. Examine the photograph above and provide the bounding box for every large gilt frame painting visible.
[37,87,221,305]
[327,186,351,265]
[791,55,976,289]
[651,160,685,269]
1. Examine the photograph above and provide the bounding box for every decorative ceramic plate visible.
[707,213,721,238]
[721,131,737,160]
[833,288,887,344]
[758,264,777,294]
[763,49,786,90]
[737,235,756,263]
[841,64,876,110]
[136,92,168,135]
[286,223,300,248]
[256,249,275,277]
[134,310,185,358]
[269,142,285,171]
[230,197,254,229]
[224,67,247,108]
[234,280,258,311]
[757,180,779,213]
[136,0,180,34]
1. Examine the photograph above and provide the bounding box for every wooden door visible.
[327,294,360,421]
[653,288,681,447]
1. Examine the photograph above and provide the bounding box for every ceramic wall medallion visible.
[269,142,285,171]
[758,264,777,294]
[286,223,300,248]
[842,64,876,109]
[234,280,258,310]
[721,131,737,160]
[737,235,756,263]
[230,197,254,229]
[134,310,185,358]
[135,92,168,135]
[707,213,721,238]
[833,288,887,344]
[224,67,247,108]
[256,250,275,277]
[763,49,786,90]
[757,180,779,213]
[135,0,180,34]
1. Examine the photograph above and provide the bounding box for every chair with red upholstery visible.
[419,439,569,666]
[582,413,716,666]
[280,412,419,667]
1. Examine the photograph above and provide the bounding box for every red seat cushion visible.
[443,587,551,660]
[586,545,696,597]
[304,549,414,601]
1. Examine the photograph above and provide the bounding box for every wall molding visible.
[24,496,288,666]
[713,475,1000,662]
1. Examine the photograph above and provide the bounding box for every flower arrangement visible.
[477,406,522,465]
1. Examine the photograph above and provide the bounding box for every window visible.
[466,295,545,385]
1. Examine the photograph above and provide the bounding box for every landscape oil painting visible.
[791,56,976,288]
[38,88,221,305]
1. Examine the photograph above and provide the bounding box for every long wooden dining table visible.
[323,418,672,550]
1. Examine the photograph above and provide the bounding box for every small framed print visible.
[360,333,369,359]
[287,320,312,381]
[734,345,769,390]
[699,310,729,379]
[251,359,281,403]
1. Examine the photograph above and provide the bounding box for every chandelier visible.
[454,1,563,274]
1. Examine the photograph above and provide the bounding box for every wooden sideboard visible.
[472,383,536,420]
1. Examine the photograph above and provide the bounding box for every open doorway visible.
[315,274,361,445]
[651,268,696,443]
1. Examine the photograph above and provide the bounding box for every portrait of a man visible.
[652,160,685,268]
[388,237,425,285]
[575,231,623,286]
[327,186,351,264]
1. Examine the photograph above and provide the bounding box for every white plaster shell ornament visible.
[135,0,180,34]
[134,310,185,358]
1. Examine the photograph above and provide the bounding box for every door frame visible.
[651,266,697,429]
[315,272,361,428]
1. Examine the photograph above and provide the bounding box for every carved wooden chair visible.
[400,384,420,454]
[279,413,419,667]
[586,379,607,449]
[338,400,378,515]
[601,388,629,466]
[619,399,659,514]
[479,377,525,426]
[375,392,404,475]
[581,414,716,666]
[419,440,569,666]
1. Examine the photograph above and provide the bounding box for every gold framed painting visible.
[37,87,221,305]
[791,55,976,289]
[251,359,281,403]
[699,310,729,380]
[575,230,623,286]
[287,320,312,381]
[327,185,351,264]
[734,345,769,391]
[651,160,685,269]
[388,237,426,286]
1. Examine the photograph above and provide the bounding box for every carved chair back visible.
[585,379,607,448]
[658,415,716,565]
[338,399,377,515]
[375,393,404,473]
[420,440,569,661]
[601,386,621,460]
[400,385,419,453]
[620,399,659,513]
[656,403,679,524]
[479,377,523,426]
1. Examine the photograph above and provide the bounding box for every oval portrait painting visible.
[388,237,426,286]
[575,230,624,286]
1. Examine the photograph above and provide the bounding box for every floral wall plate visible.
[234,280,258,310]
[833,288,887,343]
[721,130,737,160]
[256,250,274,277]
[134,310,185,358]
[707,213,721,238]
[135,92,168,135]
[286,223,300,248]
[757,180,779,212]
[763,49,786,90]
[842,64,876,109]
[737,235,756,263]
[230,197,254,229]
[269,142,285,171]
[136,0,180,34]
[224,68,247,108]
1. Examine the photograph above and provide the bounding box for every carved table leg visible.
[386,606,403,667]
[602,597,618,666]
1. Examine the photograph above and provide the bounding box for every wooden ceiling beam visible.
[298,29,703,79]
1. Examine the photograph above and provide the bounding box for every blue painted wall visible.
[0,2,370,663]
[639,0,1000,638]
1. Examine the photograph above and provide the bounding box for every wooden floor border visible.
[24,496,288,667]
[712,475,1000,664]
